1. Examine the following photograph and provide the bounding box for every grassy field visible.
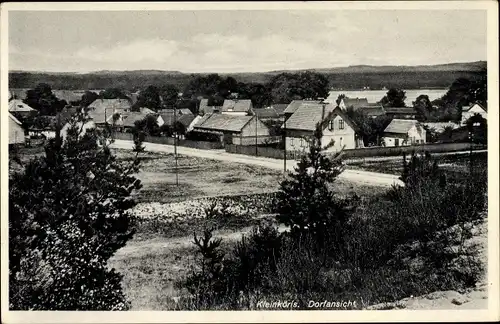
[346,151,487,177]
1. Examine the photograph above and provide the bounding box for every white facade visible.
[461,104,487,125]
[383,125,426,147]
[286,114,360,152]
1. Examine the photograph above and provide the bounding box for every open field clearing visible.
[114,149,381,203]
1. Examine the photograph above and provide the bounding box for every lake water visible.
[325,89,448,106]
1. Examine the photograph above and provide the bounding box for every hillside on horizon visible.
[9,61,487,92]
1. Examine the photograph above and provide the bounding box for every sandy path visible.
[110,139,403,187]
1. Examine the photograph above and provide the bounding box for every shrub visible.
[9,113,142,310]
[275,123,356,262]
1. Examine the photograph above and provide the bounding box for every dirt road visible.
[110,139,403,187]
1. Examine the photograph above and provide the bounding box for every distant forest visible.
[9,62,487,91]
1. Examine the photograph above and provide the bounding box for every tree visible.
[465,113,487,144]
[133,115,160,137]
[275,121,355,261]
[379,88,407,107]
[269,72,329,104]
[24,83,66,116]
[346,107,392,146]
[413,94,434,121]
[136,86,161,111]
[159,84,180,109]
[99,88,128,100]
[238,83,273,108]
[80,91,99,108]
[9,113,142,310]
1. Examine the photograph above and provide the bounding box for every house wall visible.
[461,104,487,125]
[9,117,25,145]
[285,129,311,153]
[322,115,358,151]
[240,117,271,137]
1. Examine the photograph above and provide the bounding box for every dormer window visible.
[328,120,334,131]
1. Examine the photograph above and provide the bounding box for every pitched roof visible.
[283,100,321,114]
[139,107,157,115]
[8,99,36,112]
[253,107,280,119]
[88,99,132,113]
[357,105,386,117]
[384,119,420,134]
[462,102,487,112]
[194,113,254,133]
[198,99,221,115]
[179,108,193,115]
[221,99,253,113]
[52,90,82,104]
[342,97,369,108]
[284,102,336,131]
[9,112,23,126]
[160,112,195,128]
[325,107,361,133]
[271,104,288,115]
[121,112,148,128]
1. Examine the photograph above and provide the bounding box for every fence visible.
[225,142,484,160]
[113,132,224,150]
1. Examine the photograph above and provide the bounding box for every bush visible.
[9,113,142,310]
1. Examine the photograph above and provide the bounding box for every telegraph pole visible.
[283,115,287,173]
[174,102,179,186]
[255,114,258,156]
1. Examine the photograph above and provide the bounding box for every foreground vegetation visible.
[9,113,487,310]
[170,127,487,310]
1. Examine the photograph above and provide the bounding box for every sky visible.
[8,10,487,73]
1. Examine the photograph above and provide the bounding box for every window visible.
[328,120,334,131]
[339,119,345,130]
[290,138,294,146]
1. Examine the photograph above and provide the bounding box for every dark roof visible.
[283,100,321,114]
[194,113,254,133]
[221,99,253,113]
[384,119,420,134]
[253,108,280,119]
[357,106,386,117]
[342,97,369,108]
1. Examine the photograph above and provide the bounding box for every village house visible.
[357,105,386,118]
[9,113,26,146]
[87,99,132,127]
[283,102,363,153]
[198,98,221,115]
[221,99,253,116]
[253,107,281,121]
[384,107,418,119]
[461,102,487,125]
[382,119,426,147]
[193,113,271,145]
[8,99,38,119]
[339,97,369,110]
[158,110,196,137]
[283,100,322,121]
[120,112,149,132]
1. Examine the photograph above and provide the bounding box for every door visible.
[394,138,399,147]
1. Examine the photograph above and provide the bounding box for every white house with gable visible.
[382,119,426,147]
[283,102,363,153]
[461,103,487,125]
